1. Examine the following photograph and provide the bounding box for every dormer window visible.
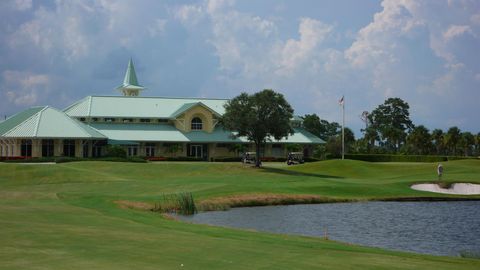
[191,117,203,130]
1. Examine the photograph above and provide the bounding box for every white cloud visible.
[148,19,167,37]
[443,25,473,41]
[277,18,332,74]
[2,70,50,106]
[173,5,205,26]
[13,0,32,11]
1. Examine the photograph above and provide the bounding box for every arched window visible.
[191,117,203,130]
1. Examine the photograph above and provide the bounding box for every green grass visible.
[1,159,480,269]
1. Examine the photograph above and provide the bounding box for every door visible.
[189,144,203,158]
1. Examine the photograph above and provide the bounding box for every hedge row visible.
[2,156,147,163]
[342,154,476,163]
[150,156,204,162]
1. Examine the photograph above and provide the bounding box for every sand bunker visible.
[411,183,480,195]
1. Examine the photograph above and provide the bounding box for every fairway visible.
[1,160,480,269]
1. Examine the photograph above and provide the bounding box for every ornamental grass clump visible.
[152,192,197,215]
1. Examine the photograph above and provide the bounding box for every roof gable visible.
[0,107,44,136]
[1,106,105,139]
[170,102,221,119]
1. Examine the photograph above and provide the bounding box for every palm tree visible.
[444,127,461,156]
[459,132,475,156]
[431,129,444,155]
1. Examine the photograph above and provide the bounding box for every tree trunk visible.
[255,143,261,167]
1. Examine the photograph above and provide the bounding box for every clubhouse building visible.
[0,60,324,160]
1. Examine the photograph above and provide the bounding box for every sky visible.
[1,0,479,136]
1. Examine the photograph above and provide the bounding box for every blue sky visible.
[1,0,479,136]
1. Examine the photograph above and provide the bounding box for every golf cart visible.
[242,152,257,164]
[287,152,304,165]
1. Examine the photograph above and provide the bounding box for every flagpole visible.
[342,96,345,160]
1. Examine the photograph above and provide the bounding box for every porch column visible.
[75,140,82,158]
[32,139,41,158]
[54,140,63,156]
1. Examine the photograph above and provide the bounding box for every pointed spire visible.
[123,58,140,86]
[116,58,145,96]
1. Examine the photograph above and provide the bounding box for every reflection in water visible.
[179,201,480,256]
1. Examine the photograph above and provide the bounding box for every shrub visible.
[2,157,56,163]
[105,145,127,158]
[212,157,242,162]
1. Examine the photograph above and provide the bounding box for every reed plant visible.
[152,192,197,215]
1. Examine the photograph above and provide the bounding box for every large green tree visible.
[367,97,414,152]
[325,127,355,157]
[302,114,340,141]
[221,89,294,167]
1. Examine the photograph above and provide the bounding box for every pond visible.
[178,201,480,256]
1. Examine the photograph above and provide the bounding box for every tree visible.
[459,132,475,156]
[221,90,294,167]
[227,144,248,157]
[475,133,480,156]
[368,98,414,152]
[302,114,340,141]
[431,129,445,155]
[325,127,355,157]
[444,127,461,155]
[406,125,432,155]
[166,143,183,157]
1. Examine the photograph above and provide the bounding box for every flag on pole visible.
[339,95,344,106]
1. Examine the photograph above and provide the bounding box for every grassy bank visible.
[1,159,480,269]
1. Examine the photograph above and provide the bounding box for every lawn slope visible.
[0,160,479,269]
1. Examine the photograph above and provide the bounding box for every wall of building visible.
[174,105,216,133]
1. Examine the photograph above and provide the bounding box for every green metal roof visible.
[89,123,323,144]
[64,96,228,118]
[274,128,325,144]
[0,106,106,139]
[0,107,44,136]
[116,59,144,90]
[90,123,189,142]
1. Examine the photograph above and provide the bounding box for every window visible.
[191,117,203,130]
[104,118,115,122]
[140,119,151,123]
[158,119,168,123]
[92,118,98,122]
[127,145,138,156]
[63,140,76,157]
[79,117,86,122]
[92,140,106,157]
[145,143,155,157]
[21,140,32,157]
[123,118,133,123]
[42,139,54,157]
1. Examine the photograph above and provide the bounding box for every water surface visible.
[179,201,480,256]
